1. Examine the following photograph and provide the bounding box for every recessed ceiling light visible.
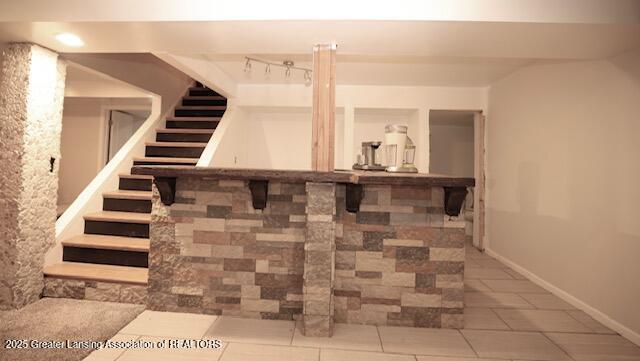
[55,33,84,47]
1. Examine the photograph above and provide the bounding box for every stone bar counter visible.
[132,166,474,336]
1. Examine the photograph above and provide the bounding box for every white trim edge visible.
[485,247,640,346]
[196,106,235,167]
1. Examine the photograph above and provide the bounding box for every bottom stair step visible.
[63,246,148,268]
[43,262,148,285]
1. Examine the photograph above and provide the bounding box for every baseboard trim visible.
[485,247,640,347]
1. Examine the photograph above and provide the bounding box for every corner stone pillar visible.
[302,182,336,336]
[0,43,66,309]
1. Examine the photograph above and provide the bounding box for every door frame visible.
[99,104,151,167]
[473,111,486,250]
[427,109,486,250]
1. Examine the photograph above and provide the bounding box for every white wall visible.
[58,98,104,209]
[230,84,487,172]
[58,97,151,211]
[209,106,345,170]
[246,108,312,170]
[486,58,640,343]
[429,119,474,177]
[207,107,247,168]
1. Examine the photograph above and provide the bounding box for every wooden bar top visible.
[131,166,475,187]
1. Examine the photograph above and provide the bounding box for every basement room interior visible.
[1,1,640,361]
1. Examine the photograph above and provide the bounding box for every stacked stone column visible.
[302,182,336,336]
[0,44,66,309]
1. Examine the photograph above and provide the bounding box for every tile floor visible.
[84,244,640,361]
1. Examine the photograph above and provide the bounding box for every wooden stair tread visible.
[145,142,207,148]
[183,95,226,100]
[188,86,218,91]
[133,157,198,164]
[44,262,148,285]
[103,190,152,200]
[84,211,151,224]
[175,105,226,110]
[156,128,214,134]
[166,117,221,122]
[62,234,149,252]
[119,173,153,180]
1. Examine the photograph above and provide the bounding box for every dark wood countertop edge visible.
[131,166,475,187]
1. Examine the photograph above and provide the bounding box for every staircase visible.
[43,83,226,304]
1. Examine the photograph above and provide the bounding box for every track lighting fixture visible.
[243,56,312,83]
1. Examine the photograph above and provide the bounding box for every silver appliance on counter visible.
[385,124,418,173]
[353,141,386,171]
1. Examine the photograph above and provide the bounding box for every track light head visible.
[283,60,294,78]
[304,70,312,86]
[244,58,252,73]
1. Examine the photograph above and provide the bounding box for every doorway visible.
[429,110,485,250]
[105,109,148,163]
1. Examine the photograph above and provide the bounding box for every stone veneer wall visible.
[149,178,306,318]
[0,44,66,309]
[302,183,336,336]
[148,177,465,328]
[334,184,465,328]
[42,278,147,304]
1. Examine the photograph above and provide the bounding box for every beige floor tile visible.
[117,336,226,361]
[464,308,510,330]
[417,357,504,361]
[565,310,616,334]
[493,309,591,332]
[482,279,548,293]
[118,310,217,339]
[204,316,295,346]
[465,292,534,309]
[465,267,514,280]
[464,279,492,292]
[83,334,140,361]
[321,348,415,361]
[464,259,482,268]
[518,293,576,310]
[292,323,382,352]
[378,326,476,357]
[461,330,571,360]
[504,268,528,280]
[473,259,508,268]
[545,332,640,361]
[220,342,319,361]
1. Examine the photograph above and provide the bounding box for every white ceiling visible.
[65,64,152,98]
[1,0,638,23]
[0,21,638,59]
[1,3,639,87]
[209,54,535,86]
